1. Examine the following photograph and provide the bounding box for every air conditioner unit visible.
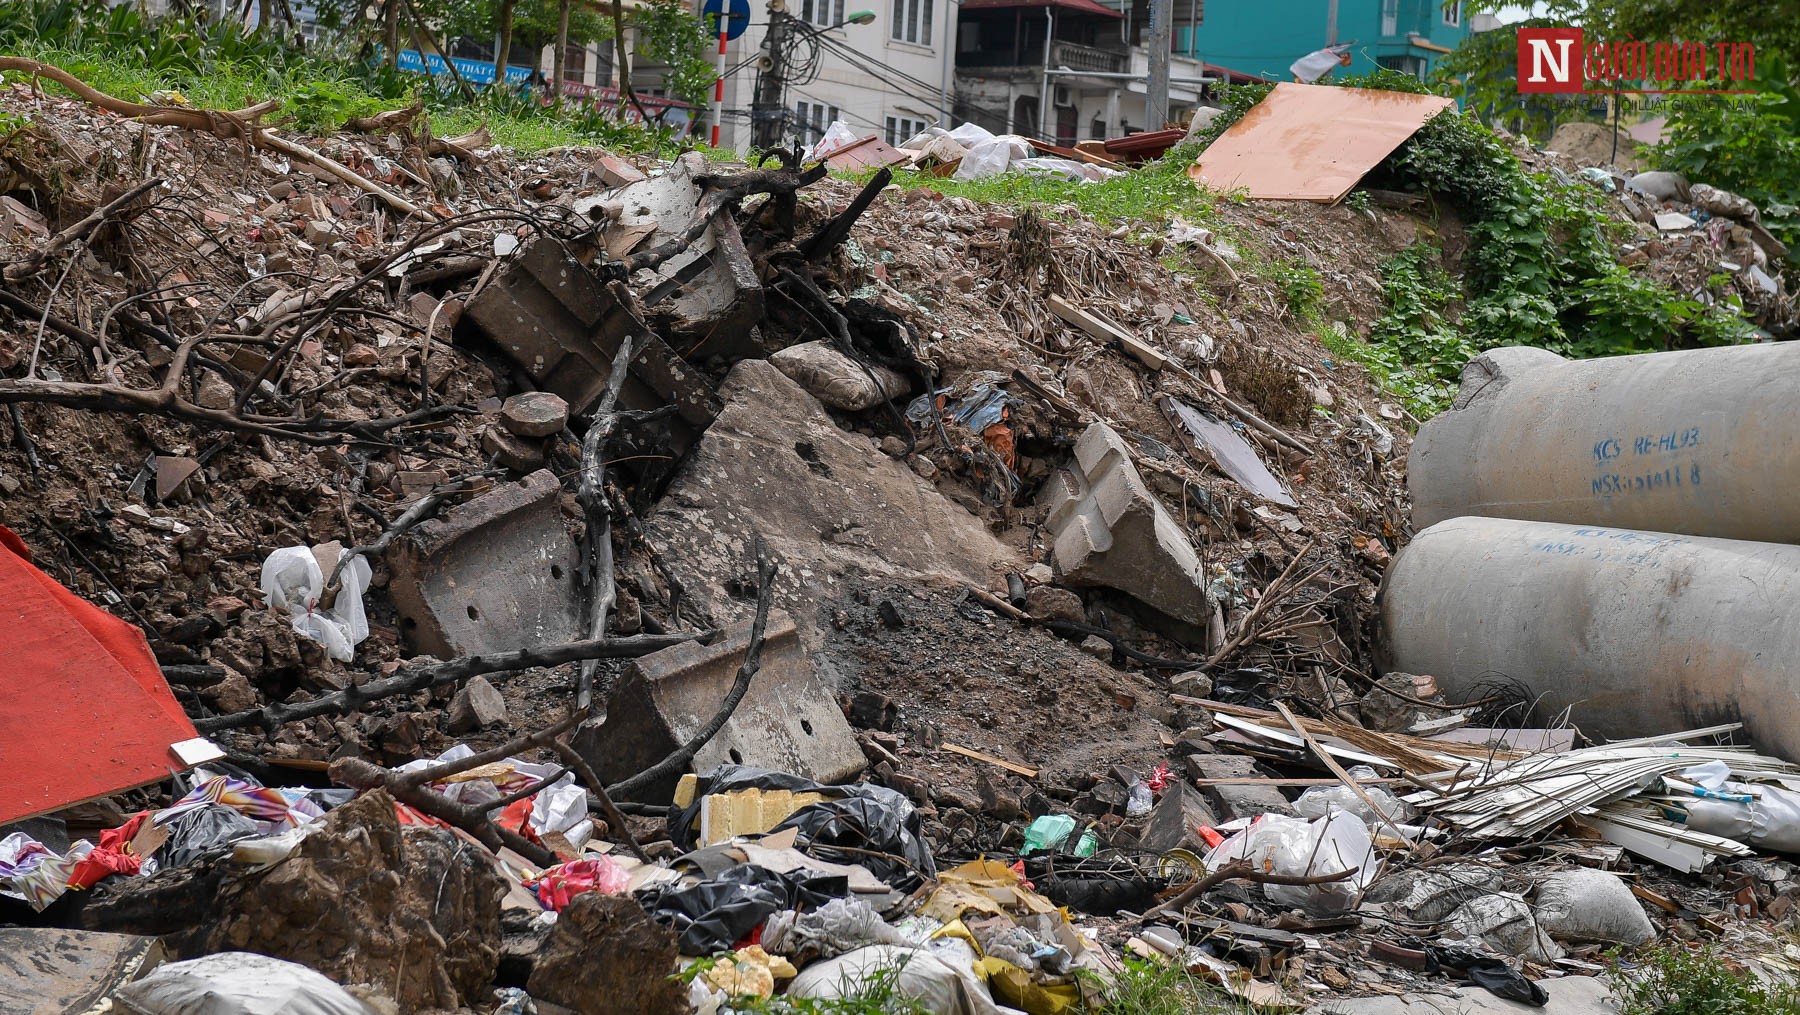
[1054,85,1073,107]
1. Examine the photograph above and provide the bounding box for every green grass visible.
[0,0,676,155]
[1608,944,1800,1015]
[1089,959,1262,1015]
[870,142,1217,228]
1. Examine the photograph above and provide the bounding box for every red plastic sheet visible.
[0,525,201,824]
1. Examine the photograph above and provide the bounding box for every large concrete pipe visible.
[1380,516,1800,762]
[1410,344,1800,541]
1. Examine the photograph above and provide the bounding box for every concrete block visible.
[0,927,165,1013]
[1184,753,1297,820]
[460,238,718,453]
[447,675,509,733]
[1139,779,1218,854]
[575,609,865,800]
[1040,422,1213,624]
[386,470,583,658]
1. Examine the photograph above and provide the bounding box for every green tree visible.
[629,0,713,108]
[1431,17,1598,139]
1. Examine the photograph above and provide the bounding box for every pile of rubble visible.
[2,69,1797,1015]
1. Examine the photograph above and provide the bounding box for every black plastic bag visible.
[154,804,260,869]
[1421,941,1549,1006]
[667,767,936,891]
[639,864,848,955]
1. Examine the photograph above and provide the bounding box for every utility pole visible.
[1326,0,1338,45]
[751,5,790,151]
[1145,0,1171,130]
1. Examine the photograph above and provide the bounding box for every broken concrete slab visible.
[593,151,765,363]
[459,236,719,454]
[575,609,865,800]
[1305,976,1617,1015]
[1185,753,1297,820]
[640,359,1016,644]
[1040,421,1214,625]
[0,927,165,1014]
[386,469,583,658]
[1139,779,1218,854]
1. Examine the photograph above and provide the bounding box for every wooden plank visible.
[1045,294,1168,370]
[942,743,1038,777]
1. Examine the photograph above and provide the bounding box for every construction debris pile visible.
[2,69,1799,1015]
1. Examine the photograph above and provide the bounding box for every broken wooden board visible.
[1045,294,1168,369]
[1189,83,1454,202]
[943,743,1038,777]
[1160,394,1296,508]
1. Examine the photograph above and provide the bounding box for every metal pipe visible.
[1381,516,1800,763]
[1039,7,1053,140]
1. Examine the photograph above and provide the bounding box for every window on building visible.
[795,101,839,143]
[1376,54,1427,78]
[885,114,928,145]
[890,0,932,46]
[799,0,845,28]
[1442,1,1461,26]
[1380,0,1398,36]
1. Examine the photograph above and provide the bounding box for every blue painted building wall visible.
[1175,0,1470,84]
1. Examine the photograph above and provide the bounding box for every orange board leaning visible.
[0,524,205,825]
[1188,82,1455,202]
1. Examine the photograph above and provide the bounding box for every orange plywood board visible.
[1188,82,1455,202]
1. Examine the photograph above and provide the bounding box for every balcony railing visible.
[1049,40,1128,74]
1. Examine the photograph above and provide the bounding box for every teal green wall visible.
[1177,0,1471,82]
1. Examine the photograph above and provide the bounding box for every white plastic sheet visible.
[258,546,370,662]
[1204,811,1377,914]
[114,952,377,1015]
[1675,763,1800,853]
[786,945,1023,1015]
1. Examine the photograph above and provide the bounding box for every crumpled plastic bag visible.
[156,804,263,869]
[1444,893,1564,964]
[1418,940,1548,1007]
[761,895,910,963]
[1674,761,1800,853]
[1533,869,1654,945]
[1204,811,1377,914]
[114,951,378,1015]
[0,831,88,911]
[770,340,910,411]
[1294,765,1414,826]
[786,944,1020,1015]
[640,863,848,955]
[528,855,631,912]
[668,767,936,891]
[955,137,1032,180]
[259,546,370,662]
[806,119,863,162]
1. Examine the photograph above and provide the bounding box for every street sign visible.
[701,0,751,41]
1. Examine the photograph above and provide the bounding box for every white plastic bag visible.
[954,137,1031,181]
[786,945,1019,1015]
[258,546,370,662]
[114,952,377,1015]
[1294,766,1414,827]
[1204,812,1377,914]
[806,119,862,161]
